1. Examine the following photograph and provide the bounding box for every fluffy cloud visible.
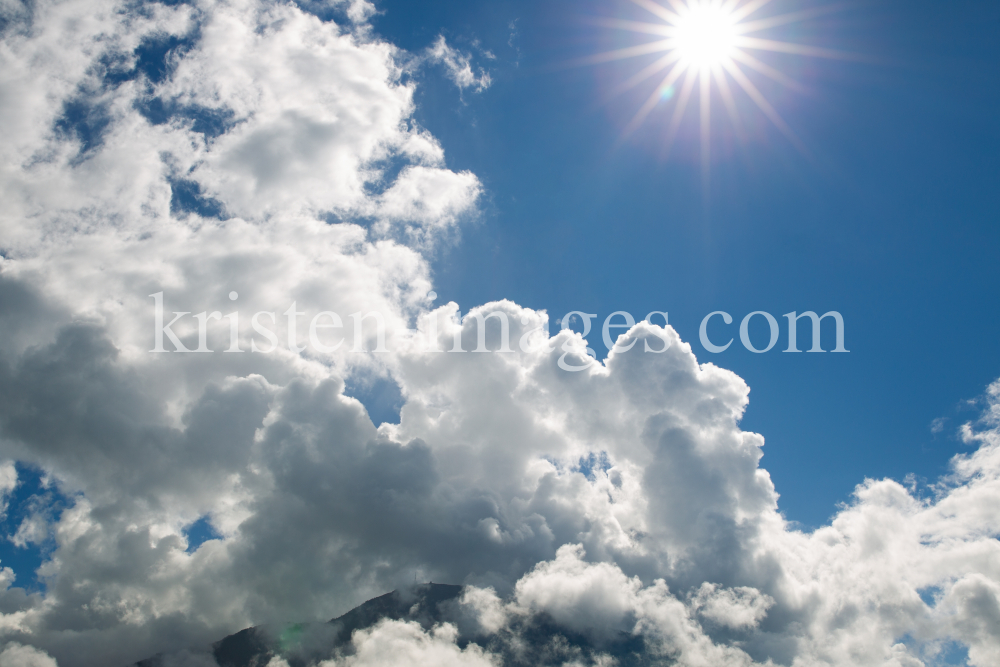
[318,620,496,667]
[330,0,376,24]
[0,0,479,246]
[0,0,998,666]
[514,544,644,637]
[169,0,414,218]
[689,581,774,630]
[0,642,59,667]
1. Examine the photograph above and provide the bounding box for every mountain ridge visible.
[132,582,652,667]
[134,583,465,667]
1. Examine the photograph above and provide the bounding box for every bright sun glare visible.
[589,0,851,180]
[674,3,738,68]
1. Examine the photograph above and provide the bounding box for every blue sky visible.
[3,0,996,581]
[1,1,999,663]
[367,0,1000,527]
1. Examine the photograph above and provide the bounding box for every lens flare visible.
[585,0,855,183]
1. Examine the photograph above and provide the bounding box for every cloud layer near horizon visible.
[0,1,998,666]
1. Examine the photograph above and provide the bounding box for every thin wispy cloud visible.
[425,35,493,93]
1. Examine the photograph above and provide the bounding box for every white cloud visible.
[0,0,998,666]
[0,642,59,667]
[163,0,479,223]
[0,461,15,518]
[514,544,642,637]
[11,514,48,549]
[318,620,496,667]
[330,0,377,24]
[2,285,1000,667]
[0,0,478,248]
[373,165,482,244]
[425,35,492,93]
[455,586,508,635]
[689,582,774,630]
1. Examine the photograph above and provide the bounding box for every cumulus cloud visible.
[0,642,59,667]
[689,581,774,630]
[514,544,643,637]
[0,0,478,244]
[0,0,998,666]
[454,586,508,636]
[373,165,482,244]
[319,620,496,667]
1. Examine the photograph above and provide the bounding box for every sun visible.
[673,3,739,69]
[587,0,852,179]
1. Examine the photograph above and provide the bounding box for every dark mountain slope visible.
[133,582,654,667]
[134,584,464,667]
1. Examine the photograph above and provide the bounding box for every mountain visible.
[133,583,462,667]
[132,583,652,667]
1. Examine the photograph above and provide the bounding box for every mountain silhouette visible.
[132,582,651,666]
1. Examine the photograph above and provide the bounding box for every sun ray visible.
[699,67,712,196]
[572,39,676,66]
[621,60,690,139]
[722,58,808,154]
[713,63,744,140]
[734,37,857,60]
[629,0,682,25]
[611,50,684,97]
[595,0,852,181]
[589,18,674,38]
[729,48,807,92]
[735,4,846,35]
[661,68,699,159]
[659,0,692,16]
[729,0,775,23]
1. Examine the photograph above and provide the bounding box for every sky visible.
[0,0,999,666]
[368,0,1000,528]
